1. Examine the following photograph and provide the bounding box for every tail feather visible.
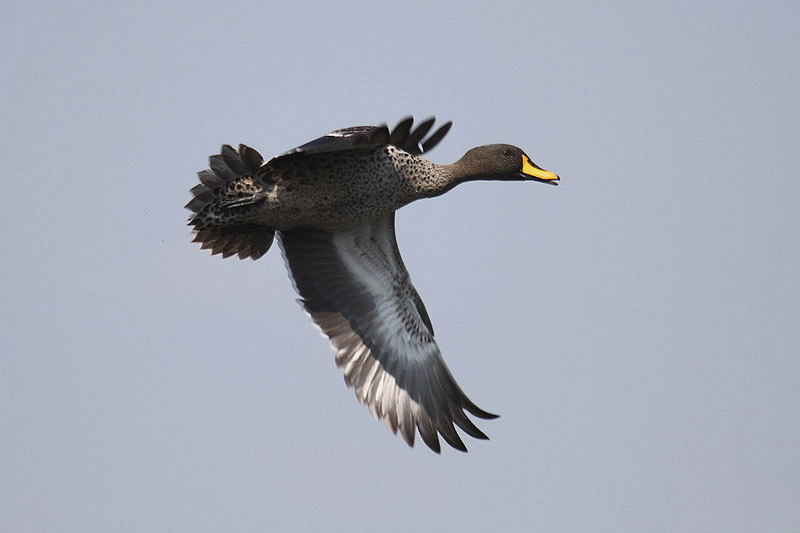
[187,144,275,260]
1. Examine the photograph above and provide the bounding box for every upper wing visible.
[278,214,497,453]
[270,116,452,165]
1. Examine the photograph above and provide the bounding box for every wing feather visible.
[278,214,497,452]
[270,116,452,164]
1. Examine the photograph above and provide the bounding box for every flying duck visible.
[187,116,559,452]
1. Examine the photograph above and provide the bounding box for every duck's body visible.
[187,117,558,452]
[260,146,422,228]
[206,145,440,231]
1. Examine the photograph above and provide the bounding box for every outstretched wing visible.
[278,214,497,453]
[271,116,452,165]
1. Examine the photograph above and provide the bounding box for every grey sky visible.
[2,1,798,531]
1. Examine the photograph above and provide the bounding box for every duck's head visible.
[455,144,559,185]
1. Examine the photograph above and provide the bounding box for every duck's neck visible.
[409,162,472,201]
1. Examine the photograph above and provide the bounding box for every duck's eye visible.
[503,149,510,157]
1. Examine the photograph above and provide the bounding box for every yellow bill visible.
[521,155,559,185]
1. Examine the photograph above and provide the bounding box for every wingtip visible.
[420,120,453,153]
[473,409,500,420]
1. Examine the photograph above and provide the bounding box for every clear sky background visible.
[3,1,798,531]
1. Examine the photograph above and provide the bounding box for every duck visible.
[186,116,559,453]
